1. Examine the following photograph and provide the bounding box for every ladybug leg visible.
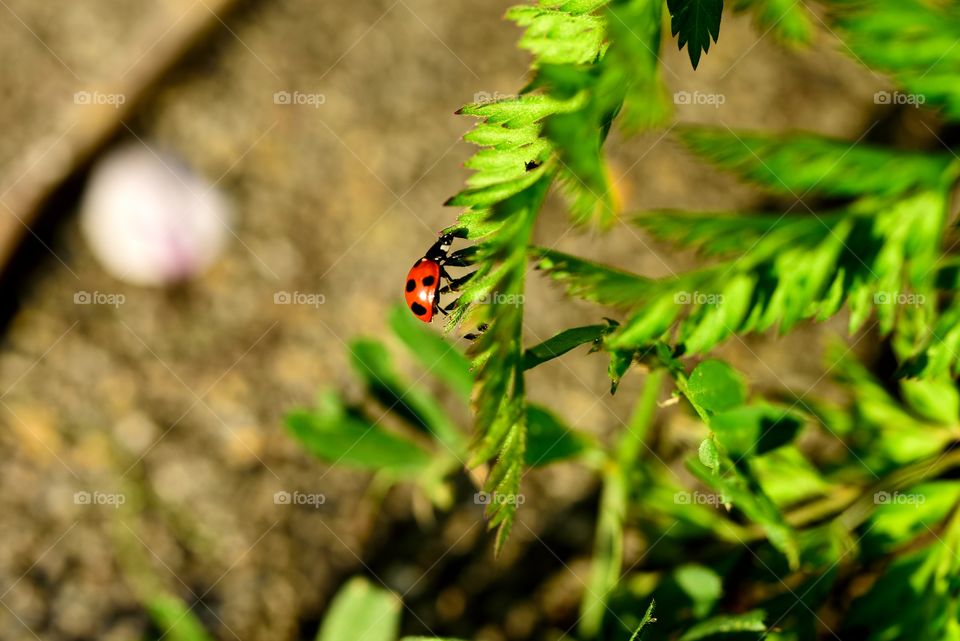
[439,272,475,294]
[443,247,476,268]
[443,256,472,268]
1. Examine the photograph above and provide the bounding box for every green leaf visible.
[523,324,608,370]
[751,447,829,507]
[832,0,960,121]
[607,0,671,133]
[533,247,654,307]
[624,189,946,357]
[710,403,803,457]
[845,538,960,640]
[317,577,402,641]
[677,127,954,198]
[866,481,960,554]
[525,404,594,466]
[667,0,723,69]
[629,600,657,641]
[679,610,766,641]
[286,393,432,474]
[456,178,552,555]
[388,305,473,402]
[900,378,959,425]
[608,348,635,394]
[733,0,813,45]
[146,595,215,641]
[637,210,830,260]
[686,359,747,415]
[831,347,955,468]
[508,5,608,66]
[538,64,619,227]
[689,459,799,566]
[448,94,569,216]
[348,338,463,451]
[698,437,719,469]
[675,564,723,618]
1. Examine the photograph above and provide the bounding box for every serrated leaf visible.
[456,179,551,555]
[533,247,654,307]
[667,0,723,69]
[538,65,619,227]
[678,127,954,197]
[508,5,608,65]
[832,0,960,120]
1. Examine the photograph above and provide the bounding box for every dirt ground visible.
[0,1,903,639]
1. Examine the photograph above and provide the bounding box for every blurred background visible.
[0,1,926,639]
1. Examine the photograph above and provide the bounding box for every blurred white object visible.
[81,144,230,286]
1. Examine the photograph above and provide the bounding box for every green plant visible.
[288,0,960,639]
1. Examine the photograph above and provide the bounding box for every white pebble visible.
[81,144,230,286]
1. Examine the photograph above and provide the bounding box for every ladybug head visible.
[426,233,455,261]
[437,233,454,253]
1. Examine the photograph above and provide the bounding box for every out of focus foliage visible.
[284,1,960,640]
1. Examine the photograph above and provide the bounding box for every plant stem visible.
[618,368,666,467]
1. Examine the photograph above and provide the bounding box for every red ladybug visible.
[404,233,454,322]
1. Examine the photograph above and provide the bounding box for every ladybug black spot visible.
[411,302,428,317]
[405,279,416,292]
[422,275,435,287]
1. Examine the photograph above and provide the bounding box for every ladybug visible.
[405,233,454,322]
